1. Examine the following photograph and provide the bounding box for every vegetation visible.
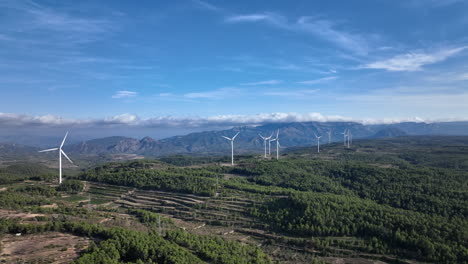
[1,136,468,263]
[0,163,55,184]
[81,160,220,196]
[0,219,272,264]
[56,179,84,193]
[254,192,468,263]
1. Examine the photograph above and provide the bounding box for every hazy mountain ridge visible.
[371,127,408,138]
[63,121,468,157]
[3,121,468,158]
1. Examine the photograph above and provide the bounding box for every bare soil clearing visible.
[0,209,44,219]
[0,232,90,263]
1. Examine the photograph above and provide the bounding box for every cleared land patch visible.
[0,232,90,263]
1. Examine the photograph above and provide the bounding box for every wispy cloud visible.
[264,89,320,98]
[28,8,113,34]
[404,0,466,8]
[424,71,468,82]
[225,13,281,23]
[112,91,138,99]
[0,0,118,46]
[296,17,371,55]
[225,12,372,55]
[296,76,337,85]
[241,80,282,86]
[183,88,242,99]
[118,65,155,70]
[192,0,222,12]
[361,46,467,71]
[345,89,468,114]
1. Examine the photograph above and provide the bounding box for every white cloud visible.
[112,91,138,99]
[225,13,372,54]
[296,17,370,55]
[296,76,337,85]
[4,111,458,130]
[225,13,280,23]
[104,113,139,124]
[263,89,320,98]
[183,88,241,99]
[0,0,118,47]
[361,46,467,71]
[241,80,282,86]
[192,0,221,12]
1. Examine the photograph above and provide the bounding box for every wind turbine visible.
[38,131,73,184]
[267,132,274,156]
[270,129,281,160]
[314,133,322,153]
[258,133,271,158]
[222,132,240,166]
[347,130,352,148]
[326,130,332,144]
[341,129,348,146]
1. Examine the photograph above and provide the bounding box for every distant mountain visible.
[371,127,408,139]
[3,121,468,159]
[0,143,39,161]
[67,136,139,155]
[0,135,83,148]
[64,121,468,157]
[63,122,370,157]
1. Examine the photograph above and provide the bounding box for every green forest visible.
[0,136,467,263]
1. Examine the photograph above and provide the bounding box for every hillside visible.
[0,136,467,263]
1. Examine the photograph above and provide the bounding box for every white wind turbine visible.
[222,132,240,166]
[270,129,281,160]
[38,131,73,184]
[314,133,322,153]
[347,130,352,148]
[326,130,332,144]
[267,132,274,156]
[341,129,348,146]
[259,133,271,158]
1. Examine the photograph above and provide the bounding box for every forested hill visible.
[1,136,468,263]
[62,121,468,157]
[76,136,468,263]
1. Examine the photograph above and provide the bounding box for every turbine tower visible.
[38,131,73,184]
[314,133,322,153]
[347,130,352,148]
[222,132,240,166]
[268,132,274,156]
[259,133,271,158]
[341,129,348,146]
[270,129,280,160]
[326,130,332,144]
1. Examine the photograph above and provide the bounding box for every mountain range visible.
[63,121,468,157]
[2,121,468,159]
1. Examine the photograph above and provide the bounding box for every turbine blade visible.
[61,150,73,164]
[38,148,58,153]
[221,136,231,141]
[232,132,240,140]
[60,131,69,148]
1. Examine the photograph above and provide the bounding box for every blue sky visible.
[1,0,468,137]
